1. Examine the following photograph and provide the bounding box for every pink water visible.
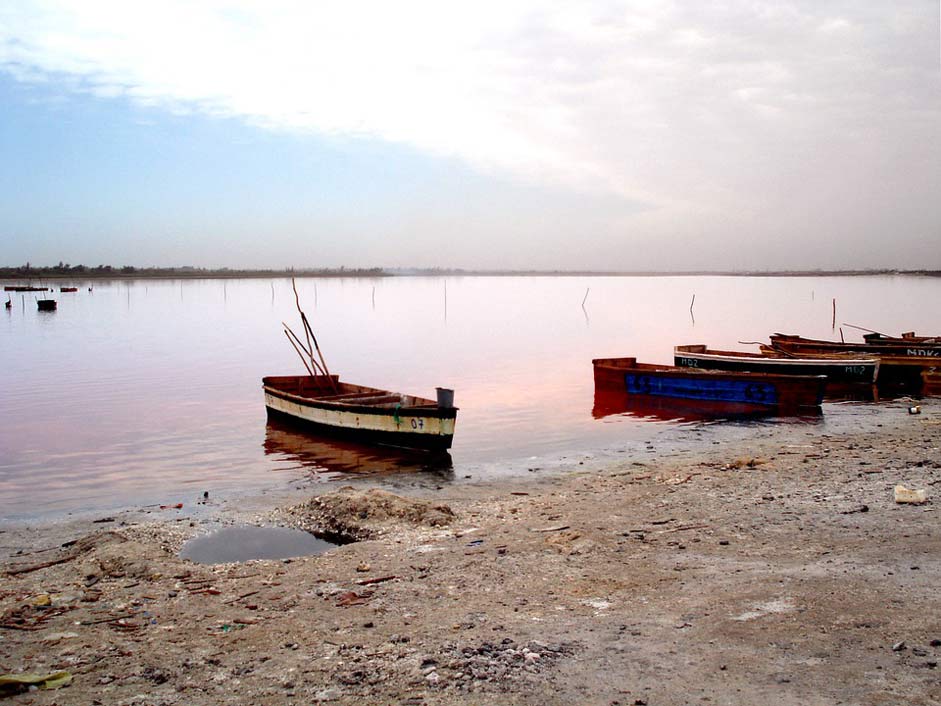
[1,275,938,520]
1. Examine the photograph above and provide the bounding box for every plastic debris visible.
[0,671,72,693]
[894,485,927,504]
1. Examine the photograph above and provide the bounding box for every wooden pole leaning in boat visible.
[291,277,338,393]
[292,278,315,365]
[282,323,326,376]
[843,322,888,337]
[283,329,317,377]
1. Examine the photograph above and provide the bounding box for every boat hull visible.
[767,336,939,393]
[263,377,456,451]
[770,333,941,358]
[593,357,826,412]
[674,345,878,384]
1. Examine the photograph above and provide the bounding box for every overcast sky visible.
[1,1,938,270]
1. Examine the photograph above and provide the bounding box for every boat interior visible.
[263,375,437,408]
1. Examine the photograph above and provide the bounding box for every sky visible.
[1,1,939,271]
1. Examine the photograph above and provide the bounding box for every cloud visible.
[1,0,939,266]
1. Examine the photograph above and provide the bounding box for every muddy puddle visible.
[179,525,338,564]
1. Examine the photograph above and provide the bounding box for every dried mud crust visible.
[0,405,939,705]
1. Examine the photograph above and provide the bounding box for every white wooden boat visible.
[263,375,457,451]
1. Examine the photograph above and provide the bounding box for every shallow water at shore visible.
[1,274,937,520]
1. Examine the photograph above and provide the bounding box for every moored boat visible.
[770,333,941,358]
[674,344,879,385]
[37,298,57,311]
[766,335,940,393]
[593,357,826,413]
[60,287,78,293]
[263,375,457,451]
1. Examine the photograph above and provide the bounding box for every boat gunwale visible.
[263,382,458,418]
[592,357,827,384]
[675,345,879,367]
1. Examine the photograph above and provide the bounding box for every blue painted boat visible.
[593,357,826,413]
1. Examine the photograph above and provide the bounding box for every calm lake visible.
[2,274,938,521]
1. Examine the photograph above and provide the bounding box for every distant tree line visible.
[0,263,389,279]
[2,263,939,279]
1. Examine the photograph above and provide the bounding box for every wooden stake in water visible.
[832,298,836,330]
[582,288,590,310]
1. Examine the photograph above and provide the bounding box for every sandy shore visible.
[1,401,939,705]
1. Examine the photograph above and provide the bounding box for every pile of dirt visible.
[279,486,456,541]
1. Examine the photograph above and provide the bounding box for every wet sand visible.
[1,400,939,705]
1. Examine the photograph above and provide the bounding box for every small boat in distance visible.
[674,344,879,385]
[37,298,57,311]
[60,287,78,293]
[263,375,458,451]
[4,286,47,292]
[593,357,826,413]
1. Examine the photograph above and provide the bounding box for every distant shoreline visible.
[2,266,940,281]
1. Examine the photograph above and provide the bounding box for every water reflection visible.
[591,389,823,424]
[263,418,454,479]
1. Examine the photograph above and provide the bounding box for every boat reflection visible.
[263,418,454,479]
[592,389,823,424]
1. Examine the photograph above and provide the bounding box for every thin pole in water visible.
[832,298,836,330]
[582,287,590,310]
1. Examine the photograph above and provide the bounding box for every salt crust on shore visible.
[1,401,939,705]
